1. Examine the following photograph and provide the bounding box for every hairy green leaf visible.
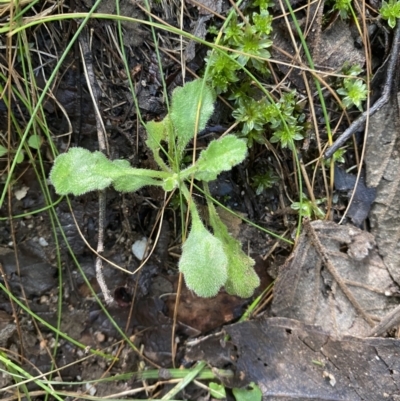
[179,211,228,297]
[208,202,259,298]
[194,135,247,181]
[50,148,112,195]
[145,117,170,150]
[50,147,165,196]
[170,80,216,156]
[224,249,260,298]
[113,175,163,192]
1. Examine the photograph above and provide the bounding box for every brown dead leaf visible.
[226,317,400,399]
[0,243,58,298]
[366,92,400,286]
[215,206,244,238]
[166,257,272,333]
[165,282,245,333]
[186,0,222,15]
[184,0,222,61]
[271,220,399,337]
[272,8,364,91]
[313,19,365,70]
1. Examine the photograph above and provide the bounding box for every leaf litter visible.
[225,317,400,400]
[220,218,400,399]
[272,219,399,337]
[219,221,400,398]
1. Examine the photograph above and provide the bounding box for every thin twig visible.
[325,20,400,159]
[367,303,400,337]
[79,29,113,304]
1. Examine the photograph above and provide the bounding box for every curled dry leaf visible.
[271,220,399,337]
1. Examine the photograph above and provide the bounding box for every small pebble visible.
[95,331,106,343]
[85,383,97,396]
[39,295,49,304]
[14,186,29,200]
[131,237,149,260]
[39,237,49,247]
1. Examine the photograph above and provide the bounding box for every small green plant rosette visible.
[252,170,279,195]
[270,127,303,149]
[178,209,228,298]
[333,0,352,19]
[337,78,368,111]
[235,25,273,67]
[205,51,240,94]
[49,78,255,299]
[291,193,325,219]
[323,148,345,167]
[380,0,400,28]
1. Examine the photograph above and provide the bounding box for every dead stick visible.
[79,29,113,304]
[367,304,400,337]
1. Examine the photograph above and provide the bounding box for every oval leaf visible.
[179,219,228,297]
[28,134,42,149]
[50,148,113,196]
[170,79,216,155]
[194,135,247,182]
[15,151,24,164]
[208,205,259,298]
